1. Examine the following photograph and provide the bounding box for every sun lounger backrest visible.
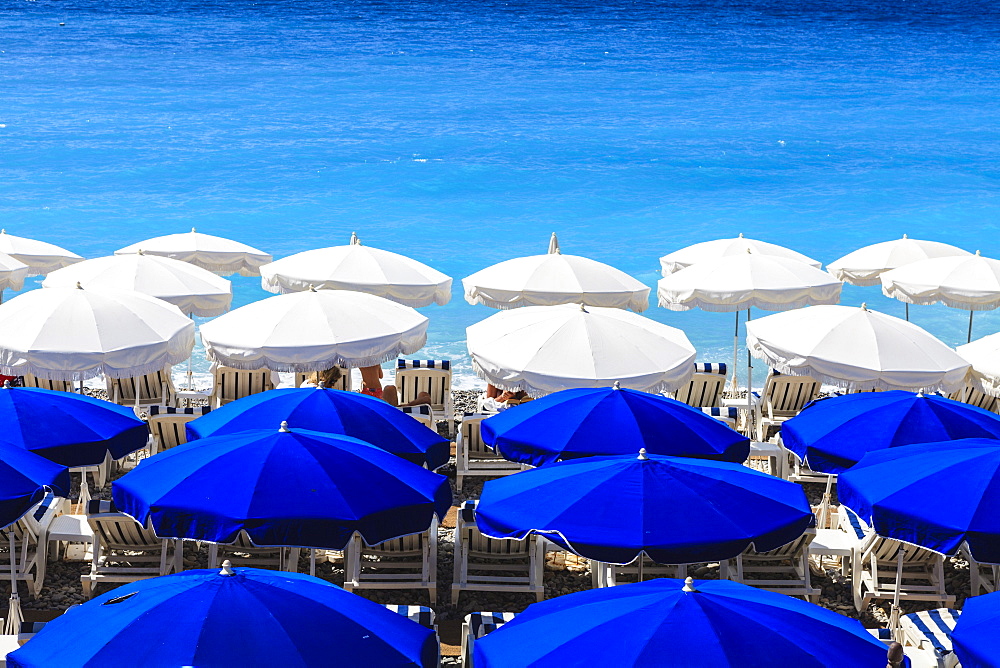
[87,500,160,549]
[21,374,74,393]
[745,528,815,558]
[673,363,727,408]
[460,501,530,556]
[148,405,211,452]
[460,416,501,459]
[395,360,451,406]
[108,368,174,407]
[762,373,820,415]
[384,605,437,629]
[365,531,427,555]
[948,386,998,413]
[212,366,275,405]
[466,612,518,640]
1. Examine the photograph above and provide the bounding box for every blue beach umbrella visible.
[0,445,69,529]
[481,385,749,467]
[952,590,1000,668]
[0,386,148,467]
[839,439,1000,562]
[6,564,438,668]
[186,387,449,469]
[476,451,812,564]
[782,390,1000,474]
[113,423,452,549]
[474,577,898,668]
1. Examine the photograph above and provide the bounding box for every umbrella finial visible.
[351,232,361,245]
[137,248,144,255]
[579,303,588,313]
[308,284,318,292]
[682,576,697,592]
[279,421,291,433]
[75,281,83,290]
[738,232,744,238]
[548,233,560,255]
[1,229,5,235]
[219,560,235,576]
[902,233,908,239]
[861,302,868,311]
[976,249,982,256]
[191,227,197,233]
[2,381,10,389]
[917,388,924,397]
[637,448,648,461]
[613,380,621,390]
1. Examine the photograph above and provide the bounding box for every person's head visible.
[315,366,342,387]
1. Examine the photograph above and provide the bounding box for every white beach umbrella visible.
[466,303,696,397]
[259,233,452,307]
[0,285,195,381]
[957,333,1000,399]
[881,251,1000,342]
[0,253,30,298]
[659,234,821,276]
[0,230,83,276]
[199,288,428,372]
[827,235,971,287]
[745,304,969,393]
[115,228,273,277]
[462,233,650,312]
[42,253,233,317]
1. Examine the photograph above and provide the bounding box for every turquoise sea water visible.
[3,0,1000,388]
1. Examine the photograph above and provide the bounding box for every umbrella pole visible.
[730,311,740,394]
[890,546,906,643]
[4,533,21,636]
[746,308,753,436]
[904,303,909,322]
[187,313,194,391]
[638,556,643,583]
[818,474,834,529]
[310,549,316,577]
[968,310,974,344]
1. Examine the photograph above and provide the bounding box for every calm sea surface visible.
[3,0,1000,387]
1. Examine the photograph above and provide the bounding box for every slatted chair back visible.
[87,501,162,550]
[398,404,435,430]
[460,416,502,461]
[107,368,175,408]
[20,374,74,393]
[294,367,351,391]
[760,372,820,418]
[208,530,286,570]
[456,414,523,490]
[211,366,275,407]
[384,605,436,630]
[396,360,454,435]
[148,405,211,454]
[673,363,727,408]
[745,529,814,558]
[948,386,999,413]
[460,503,531,557]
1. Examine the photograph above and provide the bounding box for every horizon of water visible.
[4,0,1000,391]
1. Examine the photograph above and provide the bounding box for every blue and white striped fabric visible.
[901,609,961,662]
[87,499,119,515]
[148,405,212,417]
[399,405,432,417]
[467,612,518,640]
[32,492,60,523]
[397,359,451,371]
[384,604,436,629]
[701,407,739,419]
[460,500,478,525]
[694,363,727,375]
[841,506,871,540]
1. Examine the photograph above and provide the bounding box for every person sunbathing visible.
[359,364,432,407]
[303,366,342,388]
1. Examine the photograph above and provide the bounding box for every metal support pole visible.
[969,310,975,344]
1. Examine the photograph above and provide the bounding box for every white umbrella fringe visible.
[658,295,840,313]
[0,347,195,382]
[260,276,453,307]
[468,291,649,312]
[203,334,428,373]
[470,359,691,398]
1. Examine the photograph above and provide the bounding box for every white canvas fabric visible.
[827,236,971,287]
[657,253,842,312]
[43,254,233,317]
[0,230,83,277]
[880,251,1000,311]
[115,229,272,277]
[466,303,696,397]
[462,235,649,311]
[659,234,821,276]
[746,304,969,393]
[0,286,195,381]
[958,333,1000,398]
[199,288,428,371]
[259,233,452,307]
[0,253,29,293]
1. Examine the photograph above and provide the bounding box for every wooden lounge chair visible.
[395,360,454,436]
[752,371,820,442]
[452,501,544,605]
[720,528,820,600]
[81,500,179,598]
[461,612,517,668]
[147,405,211,455]
[209,366,275,407]
[107,368,176,409]
[456,414,524,491]
[344,520,438,602]
[0,494,62,598]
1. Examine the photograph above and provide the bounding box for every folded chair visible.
[20,374,74,393]
[395,360,454,435]
[0,494,62,598]
[899,608,962,668]
[294,367,351,391]
[107,368,176,409]
[147,405,211,455]
[720,528,820,600]
[206,531,296,572]
[81,500,179,598]
[752,371,820,442]
[461,612,517,668]
[456,415,524,491]
[344,520,438,602]
[210,366,275,407]
[452,501,544,605]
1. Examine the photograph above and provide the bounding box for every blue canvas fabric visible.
[953,592,1000,668]
[480,387,749,467]
[185,387,449,469]
[473,578,896,668]
[839,439,1000,562]
[0,386,147,467]
[6,566,438,668]
[782,391,1000,474]
[475,453,812,564]
[113,426,452,550]
[0,446,69,528]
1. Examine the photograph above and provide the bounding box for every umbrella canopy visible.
[839,439,1000,562]
[952,590,1000,668]
[259,233,452,307]
[827,235,971,287]
[0,285,194,381]
[198,288,428,371]
[659,234,821,276]
[958,332,1000,398]
[657,253,842,312]
[881,251,1000,311]
[746,304,969,393]
[186,387,450,469]
[115,228,273,277]
[113,423,452,550]
[462,233,649,312]
[467,303,696,397]
[6,565,437,668]
[481,386,749,467]
[476,451,812,564]
[0,445,69,529]
[0,252,29,294]
[474,577,893,668]
[0,386,149,467]
[782,391,1000,474]
[0,230,82,276]
[42,253,233,317]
